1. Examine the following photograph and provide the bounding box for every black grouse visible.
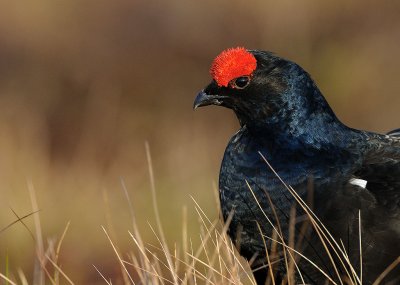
[194,47,400,284]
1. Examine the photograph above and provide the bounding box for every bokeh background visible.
[0,0,399,283]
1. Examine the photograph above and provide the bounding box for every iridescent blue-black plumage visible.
[194,50,400,284]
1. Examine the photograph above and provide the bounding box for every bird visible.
[194,47,400,284]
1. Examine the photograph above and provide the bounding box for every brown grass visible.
[2,148,398,285]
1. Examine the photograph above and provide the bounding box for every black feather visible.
[195,49,400,284]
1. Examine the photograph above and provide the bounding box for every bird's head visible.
[194,47,336,132]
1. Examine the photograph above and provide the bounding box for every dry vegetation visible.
[0,0,400,284]
[1,148,398,285]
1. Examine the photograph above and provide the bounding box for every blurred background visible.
[0,0,399,283]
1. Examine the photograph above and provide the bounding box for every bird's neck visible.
[244,91,356,154]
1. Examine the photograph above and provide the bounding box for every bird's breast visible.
[218,127,353,246]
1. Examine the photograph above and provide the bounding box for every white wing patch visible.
[349,178,368,189]
[387,128,400,137]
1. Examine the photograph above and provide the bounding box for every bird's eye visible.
[230,76,250,89]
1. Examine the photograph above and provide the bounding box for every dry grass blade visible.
[190,196,214,226]
[215,232,224,284]
[1,208,39,240]
[372,256,400,285]
[132,204,251,284]
[17,269,29,285]
[186,253,233,284]
[264,235,338,284]
[0,273,17,285]
[308,216,344,284]
[181,200,219,284]
[256,222,276,285]
[258,151,361,284]
[193,206,219,250]
[182,206,189,265]
[143,245,178,280]
[286,206,296,285]
[190,198,255,284]
[214,230,255,284]
[102,226,135,284]
[123,260,175,285]
[286,183,356,283]
[146,222,184,284]
[121,177,148,273]
[139,247,212,284]
[55,221,70,263]
[263,193,294,285]
[199,234,213,279]
[189,238,197,285]
[35,250,57,285]
[145,142,179,284]
[195,207,253,283]
[128,231,163,284]
[45,254,75,285]
[245,180,305,284]
[93,265,112,285]
[28,180,45,285]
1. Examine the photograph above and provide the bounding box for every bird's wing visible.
[387,128,400,137]
[354,130,400,210]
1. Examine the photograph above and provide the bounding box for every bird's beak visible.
[193,90,227,110]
